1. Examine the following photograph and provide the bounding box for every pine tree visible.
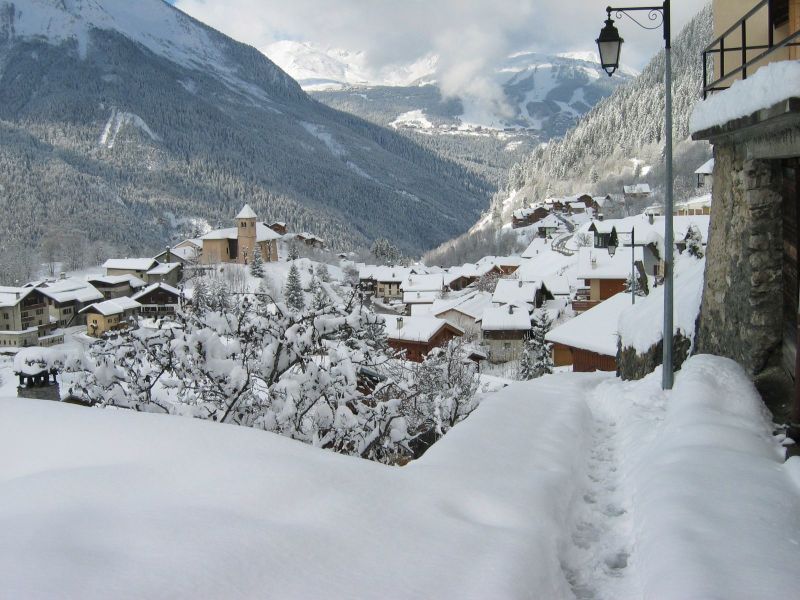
[192,278,210,313]
[314,262,330,282]
[250,245,264,278]
[685,224,704,258]
[520,312,553,379]
[288,241,300,261]
[210,278,230,312]
[284,263,305,312]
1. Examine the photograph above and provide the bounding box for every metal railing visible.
[702,0,800,98]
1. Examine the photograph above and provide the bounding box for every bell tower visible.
[236,204,257,265]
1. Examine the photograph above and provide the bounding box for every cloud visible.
[175,0,703,112]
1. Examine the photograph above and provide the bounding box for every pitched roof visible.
[402,273,444,293]
[623,183,651,195]
[103,258,159,272]
[577,247,644,281]
[546,292,631,356]
[403,291,442,305]
[384,315,461,343]
[694,158,714,175]
[88,274,147,288]
[236,204,258,219]
[132,283,182,301]
[433,291,494,320]
[492,279,541,307]
[146,262,182,275]
[38,280,104,304]
[80,297,141,316]
[0,286,35,308]
[201,223,281,242]
[480,304,531,331]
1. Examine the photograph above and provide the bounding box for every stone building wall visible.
[694,145,785,376]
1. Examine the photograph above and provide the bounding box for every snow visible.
[384,315,459,342]
[391,110,434,130]
[618,254,706,353]
[131,283,181,302]
[401,273,444,293]
[235,204,257,219]
[577,246,644,281]
[98,108,161,149]
[146,262,181,275]
[88,274,146,288]
[0,286,36,308]
[690,60,800,133]
[12,347,63,375]
[103,258,158,272]
[300,121,347,157]
[80,297,141,317]
[402,291,441,305]
[201,223,282,242]
[623,183,651,195]
[492,279,541,308]
[546,293,631,356]
[38,279,104,304]
[480,304,531,331]
[431,291,493,320]
[694,157,715,175]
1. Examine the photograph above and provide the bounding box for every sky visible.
[172,0,703,111]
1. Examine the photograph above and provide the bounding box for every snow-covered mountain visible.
[0,0,491,257]
[264,41,635,136]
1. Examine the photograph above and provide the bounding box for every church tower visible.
[236,204,257,265]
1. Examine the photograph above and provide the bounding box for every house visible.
[675,193,712,216]
[269,221,288,235]
[546,293,630,372]
[623,183,652,199]
[374,267,411,301]
[80,297,141,338]
[87,275,147,300]
[145,262,183,286]
[574,246,645,311]
[536,214,562,238]
[567,201,586,215]
[689,0,800,419]
[695,158,715,189]
[431,291,493,339]
[132,283,183,317]
[295,232,325,249]
[384,315,463,362]
[480,304,531,363]
[0,287,61,348]
[512,206,549,229]
[200,204,281,265]
[38,278,104,327]
[103,258,159,280]
[443,263,502,291]
[153,241,202,266]
[492,279,550,311]
[401,273,444,314]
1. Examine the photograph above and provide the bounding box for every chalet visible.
[201,204,281,265]
[588,222,618,249]
[574,247,645,312]
[544,198,565,212]
[480,304,531,363]
[153,241,202,266]
[492,279,551,311]
[623,183,652,200]
[80,297,141,338]
[402,273,444,314]
[512,206,549,229]
[87,275,147,300]
[360,266,411,300]
[695,158,715,189]
[385,315,464,362]
[689,0,800,420]
[567,202,586,215]
[103,258,159,280]
[536,214,562,238]
[269,222,288,235]
[443,263,502,291]
[132,283,183,317]
[546,293,630,372]
[0,287,61,348]
[675,193,712,216]
[295,232,325,249]
[431,291,493,339]
[38,279,104,327]
[145,262,183,286]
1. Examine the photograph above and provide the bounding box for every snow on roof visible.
[201,223,281,242]
[577,246,644,281]
[159,246,197,261]
[623,183,651,195]
[80,297,141,316]
[0,286,34,308]
[270,221,286,227]
[543,275,570,296]
[359,266,410,283]
[581,213,711,256]
[520,237,551,259]
[432,291,493,320]
[676,194,712,210]
[39,280,104,304]
[402,273,444,293]
[536,215,562,229]
[236,204,258,219]
[546,293,631,356]
[517,251,576,283]
[480,304,532,331]
[103,258,159,272]
[694,158,714,175]
[13,347,64,375]
[88,274,147,288]
[132,283,182,301]
[690,60,800,134]
[568,202,586,209]
[492,279,541,307]
[146,262,181,275]
[403,291,441,305]
[384,315,460,342]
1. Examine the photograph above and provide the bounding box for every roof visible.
[402,273,444,293]
[236,204,258,219]
[492,279,542,307]
[568,202,586,209]
[103,258,159,272]
[88,274,147,288]
[202,223,282,242]
[132,283,182,302]
[38,280,103,304]
[13,347,62,375]
[577,247,644,281]
[543,275,570,296]
[156,246,198,261]
[433,291,494,320]
[403,291,441,305]
[0,286,35,308]
[384,315,461,343]
[694,158,715,175]
[546,292,631,356]
[623,183,651,195]
[359,266,411,284]
[147,262,181,275]
[480,304,532,331]
[80,297,141,316]
[536,215,562,229]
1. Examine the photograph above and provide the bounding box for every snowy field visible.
[2,355,798,599]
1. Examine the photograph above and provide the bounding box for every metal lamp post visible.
[596,0,674,390]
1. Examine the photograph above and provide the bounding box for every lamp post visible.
[596,1,674,390]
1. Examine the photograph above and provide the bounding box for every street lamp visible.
[596,1,674,391]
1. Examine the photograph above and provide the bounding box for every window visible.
[772,0,789,27]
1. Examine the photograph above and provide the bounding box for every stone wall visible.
[618,333,692,381]
[694,145,785,376]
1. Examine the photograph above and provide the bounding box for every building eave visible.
[691,97,800,145]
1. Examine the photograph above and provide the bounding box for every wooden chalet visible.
[385,315,463,362]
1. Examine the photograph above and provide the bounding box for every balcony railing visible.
[702,0,800,98]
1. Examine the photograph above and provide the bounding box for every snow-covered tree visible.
[288,241,300,261]
[315,262,330,282]
[192,278,210,313]
[371,238,401,265]
[250,245,264,278]
[474,270,503,293]
[685,224,704,258]
[624,274,647,297]
[210,277,231,312]
[284,263,305,312]
[519,312,553,380]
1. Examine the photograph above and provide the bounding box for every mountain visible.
[0,0,492,265]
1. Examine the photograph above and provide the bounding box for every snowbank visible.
[690,60,800,133]
[0,374,599,599]
[593,355,800,599]
[618,254,705,353]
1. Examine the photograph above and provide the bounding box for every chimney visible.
[396,317,404,329]
[59,272,67,280]
[648,212,655,225]
[518,281,523,288]
[508,305,514,315]
[165,245,171,263]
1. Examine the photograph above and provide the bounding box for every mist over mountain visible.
[0,0,492,259]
